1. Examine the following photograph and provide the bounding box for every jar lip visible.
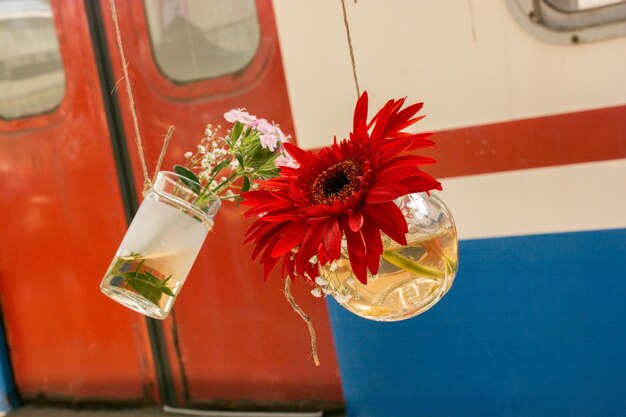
[149,171,221,227]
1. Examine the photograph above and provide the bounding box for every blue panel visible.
[0,315,18,412]
[328,229,626,417]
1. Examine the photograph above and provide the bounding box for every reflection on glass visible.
[0,0,65,119]
[546,0,626,11]
[144,0,260,83]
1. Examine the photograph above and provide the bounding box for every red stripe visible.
[423,105,626,179]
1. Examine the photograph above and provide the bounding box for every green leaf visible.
[236,152,245,169]
[231,121,244,141]
[144,270,164,285]
[113,255,176,307]
[126,278,163,306]
[174,165,201,194]
[211,160,228,175]
[241,176,251,193]
[161,287,175,297]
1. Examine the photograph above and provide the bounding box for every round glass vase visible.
[100,171,220,320]
[319,192,458,321]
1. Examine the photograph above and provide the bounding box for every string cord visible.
[153,126,175,184]
[109,0,151,190]
[341,0,361,99]
[284,278,320,366]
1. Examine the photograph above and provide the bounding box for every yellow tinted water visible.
[321,226,458,321]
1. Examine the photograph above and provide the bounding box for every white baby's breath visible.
[314,276,327,286]
[334,293,352,304]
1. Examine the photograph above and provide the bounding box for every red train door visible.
[0,0,157,402]
[0,0,342,410]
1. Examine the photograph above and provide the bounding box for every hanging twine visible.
[153,126,176,184]
[284,278,320,366]
[341,0,361,99]
[280,0,363,367]
[109,0,174,191]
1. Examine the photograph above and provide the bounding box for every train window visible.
[0,0,66,120]
[546,0,626,11]
[507,0,626,44]
[143,0,261,83]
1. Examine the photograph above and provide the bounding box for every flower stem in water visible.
[381,250,444,279]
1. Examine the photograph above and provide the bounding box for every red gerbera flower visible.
[241,92,442,284]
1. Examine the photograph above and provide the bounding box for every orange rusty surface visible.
[0,0,157,402]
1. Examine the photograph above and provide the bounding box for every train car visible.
[1,0,625,416]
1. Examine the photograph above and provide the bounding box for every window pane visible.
[144,0,261,83]
[546,0,626,11]
[0,0,66,120]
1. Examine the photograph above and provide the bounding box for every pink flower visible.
[274,151,297,168]
[260,133,279,152]
[276,126,290,143]
[256,118,274,134]
[224,108,257,125]
[256,118,290,153]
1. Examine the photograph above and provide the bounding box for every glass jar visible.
[320,192,458,321]
[100,171,220,319]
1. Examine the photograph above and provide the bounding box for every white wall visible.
[272,0,626,239]
[273,0,626,149]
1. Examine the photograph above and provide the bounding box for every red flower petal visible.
[344,227,366,258]
[386,102,424,134]
[401,173,442,193]
[377,137,414,161]
[406,133,435,150]
[353,91,369,140]
[370,98,399,143]
[378,154,437,171]
[271,221,309,257]
[323,217,342,259]
[365,186,405,203]
[348,211,364,232]
[361,214,383,276]
[262,255,280,280]
[251,224,286,260]
[363,202,408,246]
[343,224,368,283]
[375,166,421,186]
[283,142,314,166]
[349,253,368,284]
[297,220,328,275]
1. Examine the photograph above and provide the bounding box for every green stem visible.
[212,172,238,194]
[205,159,230,189]
[381,250,444,279]
[219,194,240,201]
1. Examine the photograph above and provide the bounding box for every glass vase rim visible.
[148,170,221,228]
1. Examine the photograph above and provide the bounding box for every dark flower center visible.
[310,159,362,205]
[323,170,350,196]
